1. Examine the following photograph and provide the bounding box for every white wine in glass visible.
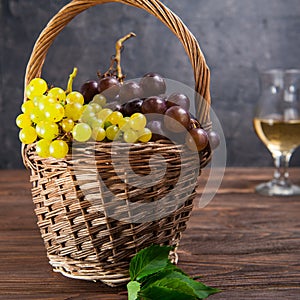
[253,69,300,196]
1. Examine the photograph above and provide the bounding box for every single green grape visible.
[82,104,95,114]
[25,78,48,99]
[36,139,51,158]
[80,109,96,124]
[44,103,64,122]
[36,121,59,140]
[118,117,131,132]
[49,140,69,159]
[91,118,104,129]
[61,118,75,132]
[21,100,35,115]
[129,113,147,131]
[90,103,102,113]
[16,113,32,128]
[92,94,107,107]
[47,87,66,103]
[19,126,37,144]
[30,107,44,124]
[37,96,55,111]
[123,129,138,143]
[64,102,84,121]
[97,108,113,122]
[106,125,120,140]
[108,111,123,125]
[138,127,152,143]
[72,123,92,142]
[32,95,44,107]
[66,91,84,105]
[92,127,106,141]
[86,116,98,127]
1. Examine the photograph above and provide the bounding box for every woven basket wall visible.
[22,0,212,287]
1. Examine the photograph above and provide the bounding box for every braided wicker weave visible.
[22,0,212,287]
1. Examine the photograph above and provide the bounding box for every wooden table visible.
[0,168,299,299]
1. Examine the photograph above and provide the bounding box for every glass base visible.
[255,180,300,196]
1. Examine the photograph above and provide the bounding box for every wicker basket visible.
[22,0,212,287]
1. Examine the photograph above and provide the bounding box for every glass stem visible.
[272,152,292,186]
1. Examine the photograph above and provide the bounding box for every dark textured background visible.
[1,0,300,169]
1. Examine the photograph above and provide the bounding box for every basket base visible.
[49,255,130,287]
[48,251,178,287]
[52,266,130,287]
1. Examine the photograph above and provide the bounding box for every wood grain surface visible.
[0,168,299,299]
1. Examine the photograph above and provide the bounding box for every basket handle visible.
[24,0,211,125]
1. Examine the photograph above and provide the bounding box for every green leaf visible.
[140,276,219,299]
[156,277,198,295]
[129,244,173,281]
[140,285,195,300]
[128,244,220,299]
[127,281,141,300]
[140,265,185,288]
[159,270,220,298]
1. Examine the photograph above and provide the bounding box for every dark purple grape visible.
[147,119,168,141]
[164,106,191,133]
[141,96,167,115]
[186,128,209,151]
[166,93,190,111]
[119,81,143,104]
[98,76,121,101]
[80,80,99,104]
[208,130,220,149]
[122,98,143,116]
[140,73,166,97]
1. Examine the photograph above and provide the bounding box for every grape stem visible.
[59,132,72,142]
[115,32,136,83]
[66,67,78,94]
[103,32,136,83]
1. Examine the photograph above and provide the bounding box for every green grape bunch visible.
[16,68,83,159]
[16,67,153,160]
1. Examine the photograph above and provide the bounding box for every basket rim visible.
[24,137,211,171]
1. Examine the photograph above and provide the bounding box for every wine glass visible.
[253,69,300,196]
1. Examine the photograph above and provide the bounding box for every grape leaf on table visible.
[139,278,197,300]
[129,245,173,281]
[147,269,219,299]
[127,244,220,300]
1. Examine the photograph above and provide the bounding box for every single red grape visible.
[208,130,220,149]
[141,96,167,115]
[122,98,143,116]
[140,73,166,97]
[164,106,190,133]
[147,119,167,141]
[185,128,209,151]
[80,80,99,103]
[166,93,190,111]
[119,81,143,104]
[98,76,121,101]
